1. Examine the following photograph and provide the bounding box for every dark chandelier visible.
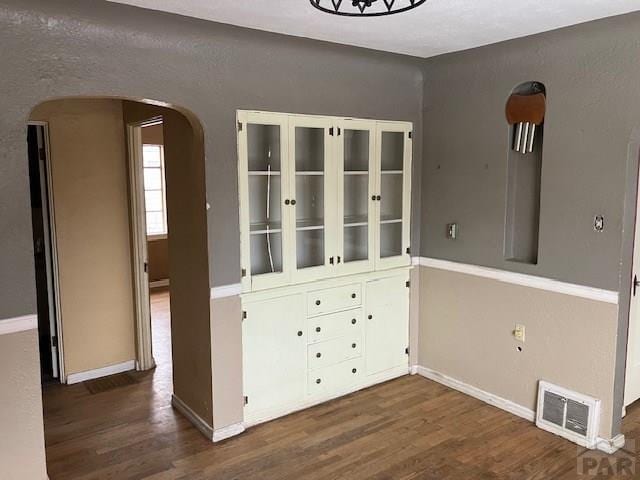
[310,0,427,17]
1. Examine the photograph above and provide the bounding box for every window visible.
[142,144,167,237]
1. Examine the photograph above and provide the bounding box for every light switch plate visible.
[514,324,526,342]
[446,223,457,239]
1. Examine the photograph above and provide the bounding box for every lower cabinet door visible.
[365,275,409,376]
[243,294,306,419]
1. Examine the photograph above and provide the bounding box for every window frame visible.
[142,143,168,240]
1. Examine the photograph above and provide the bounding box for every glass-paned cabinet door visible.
[289,115,335,282]
[238,111,292,291]
[337,119,375,275]
[375,122,412,269]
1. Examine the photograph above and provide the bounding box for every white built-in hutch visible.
[237,110,412,425]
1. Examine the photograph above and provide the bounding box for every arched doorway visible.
[27,97,213,478]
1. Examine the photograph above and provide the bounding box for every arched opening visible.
[27,97,212,477]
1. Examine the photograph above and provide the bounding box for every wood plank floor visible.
[43,289,640,479]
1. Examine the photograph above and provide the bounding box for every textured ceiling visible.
[106,0,640,58]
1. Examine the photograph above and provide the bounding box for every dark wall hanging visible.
[310,0,428,17]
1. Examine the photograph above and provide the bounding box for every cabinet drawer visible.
[307,308,362,343]
[308,358,363,396]
[307,335,362,370]
[307,284,362,316]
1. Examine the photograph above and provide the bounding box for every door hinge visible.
[408,131,413,139]
[51,336,58,348]
[329,127,334,136]
[244,395,249,405]
[338,127,341,136]
[406,247,410,254]
[144,262,148,273]
[238,121,243,132]
[241,268,247,278]
[242,311,247,321]
[406,280,410,288]
[405,347,409,355]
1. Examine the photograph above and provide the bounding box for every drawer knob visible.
[316,327,321,333]
[352,368,357,374]
[351,293,356,299]
[351,319,357,325]
[352,343,356,349]
[316,352,322,358]
[297,331,303,337]
[315,300,321,306]
[368,315,373,320]
[316,378,322,384]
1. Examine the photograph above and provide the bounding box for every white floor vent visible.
[536,381,601,449]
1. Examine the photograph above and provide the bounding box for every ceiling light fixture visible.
[310,0,427,17]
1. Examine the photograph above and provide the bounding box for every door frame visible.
[28,121,65,382]
[126,118,161,371]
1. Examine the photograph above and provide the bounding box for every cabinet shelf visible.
[296,218,325,231]
[296,171,324,176]
[344,170,369,175]
[249,171,281,176]
[380,217,402,225]
[344,215,368,228]
[381,170,403,175]
[250,221,282,235]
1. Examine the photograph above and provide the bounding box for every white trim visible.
[211,283,242,299]
[414,365,623,454]
[414,365,535,421]
[149,279,170,289]
[414,257,619,304]
[212,422,246,442]
[171,394,214,440]
[595,434,626,454]
[0,315,37,336]
[66,360,136,385]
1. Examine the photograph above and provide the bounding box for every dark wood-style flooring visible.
[43,288,640,479]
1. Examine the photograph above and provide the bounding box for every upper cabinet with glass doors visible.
[238,111,411,292]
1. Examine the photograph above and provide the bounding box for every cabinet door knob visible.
[352,368,357,374]
[316,378,322,384]
[316,352,322,358]
[376,195,381,201]
[368,314,373,320]
[316,327,321,333]
[285,199,290,205]
[291,199,297,205]
[351,293,356,299]
[371,195,376,201]
[352,343,356,348]
[315,300,321,306]
[351,319,357,325]
[297,331,303,336]
[329,257,334,265]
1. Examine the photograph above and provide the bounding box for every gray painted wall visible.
[0,0,423,319]
[421,12,640,292]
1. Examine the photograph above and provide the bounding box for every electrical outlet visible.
[513,324,525,342]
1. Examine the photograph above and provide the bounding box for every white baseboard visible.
[171,394,214,440]
[595,434,626,454]
[149,279,169,289]
[414,365,535,421]
[0,314,37,336]
[413,365,623,454]
[213,422,246,442]
[66,360,136,384]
